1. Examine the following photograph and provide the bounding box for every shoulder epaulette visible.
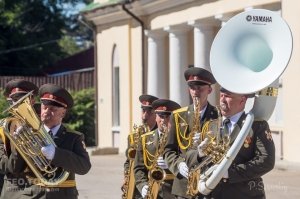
[141,130,155,138]
[173,106,188,114]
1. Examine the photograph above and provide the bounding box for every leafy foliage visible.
[0,0,93,75]
[64,88,96,146]
[0,89,10,118]
[0,88,96,146]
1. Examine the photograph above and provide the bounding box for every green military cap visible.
[152,99,181,115]
[184,67,216,86]
[139,94,158,109]
[39,84,73,108]
[4,79,38,98]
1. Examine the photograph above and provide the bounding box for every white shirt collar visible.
[44,124,61,137]
[223,111,244,133]
[194,104,208,119]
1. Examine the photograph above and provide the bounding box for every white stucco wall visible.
[86,0,300,162]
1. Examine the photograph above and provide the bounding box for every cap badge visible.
[243,136,252,148]
[142,101,150,105]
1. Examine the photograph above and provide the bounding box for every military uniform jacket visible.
[124,124,157,171]
[134,129,174,199]
[0,124,91,199]
[163,103,218,198]
[123,124,157,199]
[0,126,7,193]
[206,113,275,199]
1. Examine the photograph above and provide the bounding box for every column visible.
[212,14,233,106]
[164,25,190,106]
[188,21,215,71]
[189,21,217,105]
[145,30,168,98]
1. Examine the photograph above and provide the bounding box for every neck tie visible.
[223,118,231,135]
[48,130,53,138]
[222,119,231,145]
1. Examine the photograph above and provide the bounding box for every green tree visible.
[64,88,96,146]
[0,88,96,146]
[0,0,93,75]
[0,89,9,119]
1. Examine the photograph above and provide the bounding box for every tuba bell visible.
[1,91,69,186]
[198,9,293,195]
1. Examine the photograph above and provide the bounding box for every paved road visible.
[76,154,300,199]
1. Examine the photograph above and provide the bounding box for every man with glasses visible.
[0,79,38,197]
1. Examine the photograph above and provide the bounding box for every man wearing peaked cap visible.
[184,67,216,86]
[164,66,219,199]
[134,99,181,199]
[0,79,38,197]
[152,99,181,116]
[38,83,90,198]
[220,87,256,98]
[39,83,74,108]
[139,94,159,108]
[200,84,275,199]
[3,79,38,103]
[122,94,158,199]
[0,83,91,199]
[139,94,159,131]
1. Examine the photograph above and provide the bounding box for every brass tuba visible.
[2,91,69,186]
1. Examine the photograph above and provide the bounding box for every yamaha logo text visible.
[246,15,272,23]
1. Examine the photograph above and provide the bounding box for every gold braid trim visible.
[201,121,209,141]
[0,127,7,146]
[174,108,190,150]
[128,132,134,145]
[142,131,156,170]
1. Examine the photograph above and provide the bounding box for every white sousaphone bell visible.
[198,9,293,195]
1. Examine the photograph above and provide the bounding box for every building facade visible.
[81,0,300,163]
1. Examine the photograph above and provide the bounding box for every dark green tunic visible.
[164,103,218,198]
[0,124,91,199]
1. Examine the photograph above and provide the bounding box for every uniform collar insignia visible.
[243,136,252,148]
[265,130,273,141]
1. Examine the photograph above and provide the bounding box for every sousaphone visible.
[198,9,293,195]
